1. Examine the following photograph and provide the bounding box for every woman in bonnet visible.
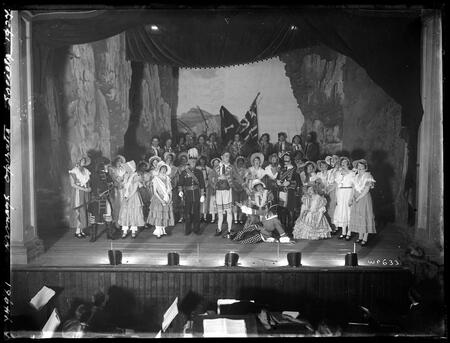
[348,159,376,246]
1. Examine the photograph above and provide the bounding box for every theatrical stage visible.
[10,222,415,337]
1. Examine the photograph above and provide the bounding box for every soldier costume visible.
[87,160,114,242]
[178,148,206,235]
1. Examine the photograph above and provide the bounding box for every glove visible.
[178,191,183,198]
[200,195,205,203]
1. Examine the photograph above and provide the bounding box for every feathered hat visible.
[188,147,199,161]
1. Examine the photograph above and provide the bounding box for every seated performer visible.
[293,184,331,240]
[87,160,114,242]
[245,179,274,223]
[148,161,174,239]
[260,205,290,242]
[178,148,206,235]
[119,161,145,238]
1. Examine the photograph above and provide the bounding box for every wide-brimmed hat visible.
[325,155,340,166]
[280,151,291,159]
[156,160,171,175]
[304,161,317,171]
[210,157,221,166]
[250,152,264,165]
[339,156,351,166]
[163,151,176,162]
[317,160,328,169]
[352,158,369,170]
[79,156,91,167]
[177,152,188,162]
[251,179,266,190]
[124,160,136,173]
[149,155,162,167]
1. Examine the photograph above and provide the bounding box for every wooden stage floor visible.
[31,223,408,268]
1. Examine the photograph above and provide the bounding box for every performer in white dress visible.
[325,155,340,233]
[69,157,92,238]
[333,156,355,240]
[349,159,376,246]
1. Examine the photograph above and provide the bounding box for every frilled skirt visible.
[70,189,89,229]
[293,211,331,240]
[216,189,232,212]
[333,188,352,228]
[147,196,174,227]
[349,192,376,234]
[110,188,122,223]
[118,192,145,227]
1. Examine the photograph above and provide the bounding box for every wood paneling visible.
[11,266,412,332]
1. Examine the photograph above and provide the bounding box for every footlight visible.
[108,250,122,265]
[345,244,358,266]
[167,252,180,266]
[225,252,239,267]
[287,252,302,267]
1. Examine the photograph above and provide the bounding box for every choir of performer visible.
[68,130,376,246]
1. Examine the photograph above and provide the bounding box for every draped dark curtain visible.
[31,8,423,209]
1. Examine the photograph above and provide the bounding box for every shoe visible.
[156,235,161,239]
[178,218,184,223]
[131,233,136,238]
[80,231,87,238]
[338,234,345,239]
[74,233,82,239]
[121,233,128,239]
[214,230,223,236]
[345,235,351,241]
[361,240,367,246]
[355,239,362,243]
[234,220,238,224]
[211,219,216,224]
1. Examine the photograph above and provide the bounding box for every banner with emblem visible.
[220,105,240,145]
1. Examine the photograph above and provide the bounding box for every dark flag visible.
[220,106,240,145]
[237,93,260,155]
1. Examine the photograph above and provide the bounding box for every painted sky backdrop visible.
[177,57,304,140]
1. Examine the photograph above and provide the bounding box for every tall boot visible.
[106,222,115,240]
[90,224,98,242]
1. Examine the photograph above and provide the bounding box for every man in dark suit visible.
[149,136,163,157]
[273,132,292,158]
[178,148,206,235]
[304,131,321,162]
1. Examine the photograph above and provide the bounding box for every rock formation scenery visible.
[34,33,404,234]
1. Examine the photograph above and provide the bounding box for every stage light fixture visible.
[108,249,122,265]
[167,252,180,266]
[345,252,358,266]
[287,252,302,267]
[151,25,159,31]
[225,252,239,267]
[290,25,298,30]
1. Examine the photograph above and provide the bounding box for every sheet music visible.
[162,297,178,332]
[282,311,299,318]
[203,318,247,337]
[155,330,162,338]
[29,286,56,310]
[41,308,61,338]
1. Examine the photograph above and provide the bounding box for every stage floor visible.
[31,223,409,268]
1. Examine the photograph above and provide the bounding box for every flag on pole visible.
[237,93,260,155]
[220,106,240,145]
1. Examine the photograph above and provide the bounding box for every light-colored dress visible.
[293,194,331,240]
[69,167,91,229]
[118,172,145,227]
[349,171,376,234]
[333,170,355,228]
[326,167,340,223]
[108,166,125,224]
[245,166,267,192]
[147,174,175,228]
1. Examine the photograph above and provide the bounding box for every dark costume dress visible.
[178,167,205,234]
[277,165,302,233]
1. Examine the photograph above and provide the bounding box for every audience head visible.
[92,291,106,307]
